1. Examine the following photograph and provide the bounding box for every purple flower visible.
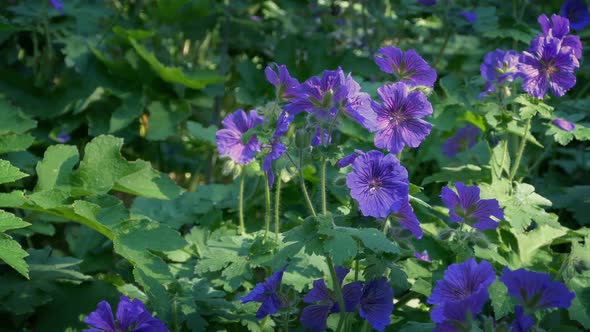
[440,182,504,231]
[265,64,300,100]
[442,124,480,158]
[374,46,437,88]
[500,267,575,310]
[263,141,287,188]
[56,132,71,143]
[390,201,423,239]
[240,266,288,319]
[216,109,264,164]
[300,267,363,332]
[427,258,495,324]
[311,127,332,146]
[511,306,535,332]
[518,34,580,99]
[461,11,477,25]
[538,14,583,59]
[371,82,433,154]
[359,278,394,331]
[414,250,431,262]
[552,118,576,131]
[285,68,375,129]
[417,0,436,6]
[84,296,169,332]
[49,0,63,12]
[345,150,409,219]
[561,0,590,30]
[481,49,521,82]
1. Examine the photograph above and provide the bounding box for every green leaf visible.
[0,133,35,154]
[507,121,543,148]
[514,224,567,266]
[34,145,79,192]
[0,210,30,232]
[489,281,512,319]
[113,219,187,253]
[514,94,553,119]
[323,232,357,265]
[145,101,190,141]
[129,39,225,90]
[187,121,218,146]
[0,233,29,278]
[0,98,37,135]
[340,227,400,254]
[422,164,489,185]
[490,141,510,180]
[0,159,28,184]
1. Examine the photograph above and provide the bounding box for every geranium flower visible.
[50,0,63,12]
[414,250,431,262]
[300,266,363,332]
[374,46,437,88]
[461,11,477,25]
[84,296,169,332]
[511,306,535,332]
[518,34,579,99]
[262,141,286,188]
[500,268,575,310]
[265,64,300,100]
[427,258,495,324]
[344,150,409,218]
[359,278,394,331]
[216,109,264,164]
[479,49,520,97]
[240,266,288,319]
[561,0,590,30]
[440,182,504,231]
[442,124,480,157]
[371,82,433,154]
[537,14,582,59]
[390,201,423,239]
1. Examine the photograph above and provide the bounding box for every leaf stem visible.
[321,156,328,215]
[238,173,246,235]
[299,149,317,217]
[326,256,347,332]
[509,118,531,182]
[274,176,282,244]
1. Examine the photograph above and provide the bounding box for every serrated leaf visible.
[0,98,37,135]
[0,159,28,184]
[0,210,30,232]
[323,232,357,265]
[145,101,190,141]
[489,281,512,319]
[0,133,35,154]
[114,219,187,253]
[187,121,217,145]
[422,164,489,185]
[341,227,400,254]
[34,145,79,192]
[514,224,567,266]
[0,233,29,278]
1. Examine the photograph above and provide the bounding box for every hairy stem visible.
[238,173,246,235]
[299,149,317,217]
[264,177,272,241]
[274,177,282,244]
[509,117,532,182]
[321,156,328,215]
[327,256,347,332]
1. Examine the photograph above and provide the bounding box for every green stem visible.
[321,156,328,215]
[274,176,282,244]
[360,320,371,332]
[433,32,451,67]
[299,149,317,217]
[395,291,418,309]
[327,256,347,332]
[498,138,509,178]
[238,173,246,235]
[354,258,359,281]
[264,177,272,241]
[509,118,531,182]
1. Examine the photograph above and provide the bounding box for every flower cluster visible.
[300,267,394,332]
[84,296,169,332]
[427,259,575,331]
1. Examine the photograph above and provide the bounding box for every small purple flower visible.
[427,258,495,324]
[371,82,433,154]
[359,278,394,331]
[240,266,288,319]
[374,46,437,88]
[500,267,575,310]
[538,14,583,59]
[479,49,521,97]
[263,141,287,188]
[285,68,375,129]
[518,34,580,99]
[391,201,423,239]
[417,0,436,6]
[345,150,409,219]
[461,11,477,25]
[562,0,590,30]
[442,124,480,158]
[512,306,535,332]
[56,132,71,143]
[49,0,63,12]
[552,118,576,131]
[265,64,300,100]
[300,267,363,332]
[216,109,264,164]
[414,250,431,262]
[440,182,504,231]
[84,296,169,332]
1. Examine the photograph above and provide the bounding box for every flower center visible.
[368,178,382,191]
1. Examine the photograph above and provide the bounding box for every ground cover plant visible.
[0,0,589,331]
